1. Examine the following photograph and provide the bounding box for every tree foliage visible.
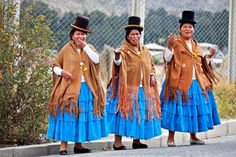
[0,1,56,146]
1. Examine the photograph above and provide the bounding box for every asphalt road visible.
[40,135,236,157]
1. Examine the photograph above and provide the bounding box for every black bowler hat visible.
[179,10,197,25]
[71,16,91,33]
[124,16,143,31]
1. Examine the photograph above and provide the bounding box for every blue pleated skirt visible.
[160,79,221,133]
[47,82,109,143]
[106,82,162,139]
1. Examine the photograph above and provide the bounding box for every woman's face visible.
[72,30,87,42]
[179,23,195,40]
[127,29,140,46]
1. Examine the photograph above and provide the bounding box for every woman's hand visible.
[167,33,176,50]
[112,48,121,60]
[61,70,72,80]
[76,38,86,49]
[206,48,216,58]
[150,75,156,86]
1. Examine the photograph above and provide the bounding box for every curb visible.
[1,119,236,157]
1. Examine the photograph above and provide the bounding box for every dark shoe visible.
[190,139,205,145]
[74,146,91,154]
[113,144,126,150]
[132,143,148,149]
[167,141,176,147]
[59,150,67,155]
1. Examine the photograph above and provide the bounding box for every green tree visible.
[0,1,56,146]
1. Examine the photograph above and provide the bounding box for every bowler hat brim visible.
[124,25,144,31]
[71,24,92,33]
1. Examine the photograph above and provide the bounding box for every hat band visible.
[124,24,144,29]
[71,24,91,33]
[179,19,196,24]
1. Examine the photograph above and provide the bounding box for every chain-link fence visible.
[144,0,230,85]
[1,0,236,146]
[22,0,233,85]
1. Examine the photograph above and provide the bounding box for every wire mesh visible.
[27,0,232,84]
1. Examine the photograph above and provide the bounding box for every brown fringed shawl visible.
[164,35,218,102]
[48,41,105,118]
[110,41,161,121]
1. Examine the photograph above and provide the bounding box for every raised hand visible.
[206,48,216,58]
[76,38,86,49]
[150,75,156,87]
[167,33,176,50]
[112,48,121,60]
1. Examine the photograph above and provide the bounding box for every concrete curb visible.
[1,119,236,157]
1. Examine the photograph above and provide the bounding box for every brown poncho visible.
[164,35,218,102]
[48,41,105,118]
[110,41,161,121]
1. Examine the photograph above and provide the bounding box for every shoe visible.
[190,139,205,145]
[132,143,148,149]
[167,141,176,147]
[74,146,91,154]
[113,145,126,150]
[59,150,67,155]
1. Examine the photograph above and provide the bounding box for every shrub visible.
[214,80,236,119]
[0,1,56,146]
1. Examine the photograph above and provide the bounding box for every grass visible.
[214,80,236,119]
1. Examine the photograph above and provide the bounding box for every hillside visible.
[36,0,229,16]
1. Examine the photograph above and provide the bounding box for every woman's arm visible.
[83,45,99,64]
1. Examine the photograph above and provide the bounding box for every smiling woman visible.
[47,16,109,155]
[160,10,221,147]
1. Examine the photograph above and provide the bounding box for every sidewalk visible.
[1,119,236,157]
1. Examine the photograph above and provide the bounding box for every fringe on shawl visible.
[110,60,121,96]
[48,89,105,119]
[92,76,106,118]
[93,98,105,117]
[111,76,160,122]
[143,83,161,120]
[88,60,106,118]
[163,67,178,102]
[109,53,160,122]
[202,56,219,85]
[48,96,79,118]
[153,83,161,119]
[164,70,214,103]
[163,56,178,102]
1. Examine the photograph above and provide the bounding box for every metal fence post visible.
[229,0,236,82]
[13,0,21,26]
[132,0,146,44]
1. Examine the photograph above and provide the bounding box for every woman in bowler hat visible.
[47,16,109,155]
[160,10,221,147]
[106,16,162,150]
